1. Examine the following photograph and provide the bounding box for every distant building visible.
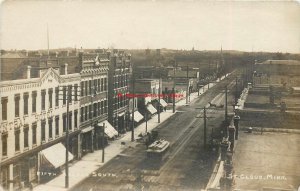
[253,60,300,87]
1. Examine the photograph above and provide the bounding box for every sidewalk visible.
[34,73,231,191]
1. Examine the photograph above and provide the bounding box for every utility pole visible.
[203,106,207,147]
[158,69,161,123]
[65,86,70,188]
[102,122,105,163]
[196,106,215,148]
[186,64,189,104]
[235,77,238,105]
[225,85,228,123]
[131,73,135,142]
[59,85,79,188]
[173,60,176,113]
[145,112,148,133]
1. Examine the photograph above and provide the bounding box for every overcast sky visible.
[0,0,300,53]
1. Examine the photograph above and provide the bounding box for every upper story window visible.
[14,94,20,117]
[24,125,29,148]
[48,88,53,109]
[55,87,59,107]
[41,90,46,111]
[80,82,84,97]
[32,91,37,113]
[74,84,78,101]
[2,134,8,156]
[32,123,37,145]
[63,86,67,105]
[23,93,29,115]
[1,97,8,121]
[85,81,88,96]
[15,130,20,152]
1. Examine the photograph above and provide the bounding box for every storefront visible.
[81,126,94,155]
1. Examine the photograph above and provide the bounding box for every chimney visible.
[64,63,68,75]
[27,66,31,79]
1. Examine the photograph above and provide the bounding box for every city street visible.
[71,74,237,191]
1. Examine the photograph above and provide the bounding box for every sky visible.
[0,0,300,53]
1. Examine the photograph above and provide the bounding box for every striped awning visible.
[159,99,168,107]
[130,111,144,123]
[98,120,118,138]
[147,104,157,115]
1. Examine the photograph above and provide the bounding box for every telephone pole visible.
[196,106,215,148]
[158,69,161,123]
[59,85,79,188]
[131,73,135,142]
[225,85,228,123]
[186,64,189,104]
[173,60,176,113]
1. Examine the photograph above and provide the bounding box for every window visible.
[48,88,53,109]
[94,79,97,94]
[48,118,53,139]
[104,78,107,91]
[85,106,88,121]
[24,125,29,148]
[41,90,46,111]
[74,84,78,101]
[68,85,72,103]
[68,112,72,131]
[101,78,104,92]
[41,120,46,141]
[63,113,67,132]
[2,134,8,156]
[1,97,8,120]
[15,130,20,152]
[55,87,59,107]
[98,102,101,116]
[13,164,20,190]
[32,123,37,145]
[93,103,97,117]
[74,110,78,129]
[89,80,92,95]
[80,82,84,97]
[63,86,67,105]
[55,116,59,136]
[89,105,92,119]
[32,91,37,113]
[23,93,29,115]
[97,79,100,92]
[104,100,108,113]
[85,81,88,96]
[80,107,84,122]
[101,101,104,115]
[15,94,20,117]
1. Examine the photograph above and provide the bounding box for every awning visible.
[130,111,144,123]
[81,126,94,133]
[98,120,118,138]
[41,143,74,169]
[159,99,168,107]
[147,104,157,115]
[118,112,125,117]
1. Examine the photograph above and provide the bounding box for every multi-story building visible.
[78,51,114,156]
[0,58,81,190]
[107,50,132,133]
